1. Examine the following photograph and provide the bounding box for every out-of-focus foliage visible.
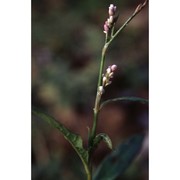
[32,0,148,179]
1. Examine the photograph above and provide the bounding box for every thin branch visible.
[108,0,148,44]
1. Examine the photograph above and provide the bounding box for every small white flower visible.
[109,72,114,78]
[107,16,114,25]
[103,76,107,86]
[106,67,111,74]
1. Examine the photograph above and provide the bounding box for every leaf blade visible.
[93,133,113,150]
[100,96,148,110]
[32,109,89,174]
[93,134,145,180]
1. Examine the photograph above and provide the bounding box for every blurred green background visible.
[32,0,148,179]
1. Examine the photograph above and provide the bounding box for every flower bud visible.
[106,67,111,74]
[105,81,112,86]
[107,16,114,25]
[103,76,107,86]
[98,86,104,94]
[109,72,114,78]
[111,64,117,71]
[109,4,116,16]
[103,21,109,34]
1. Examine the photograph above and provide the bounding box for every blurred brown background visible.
[32,0,148,179]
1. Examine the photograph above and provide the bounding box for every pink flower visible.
[103,21,109,34]
[109,4,116,16]
[111,64,117,71]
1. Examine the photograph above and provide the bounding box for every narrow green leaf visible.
[100,97,148,110]
[93,134,144,180]
[93,133,113,150]
[32,109,89,175]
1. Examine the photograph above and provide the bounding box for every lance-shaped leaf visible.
[100,96,148,110]
[32,109,89,175]
[93,133,112,150]
[93,134,144,180]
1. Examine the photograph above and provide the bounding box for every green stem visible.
[91,42,109,135]
[88,41,109,168]
[91,112,98,141]
[90,42,109,139]
[86,169,92,180]
[98,44,108,88]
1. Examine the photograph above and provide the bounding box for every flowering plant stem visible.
[87,1,147,179]
[91,42,108,138]
[32,2,148,180]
